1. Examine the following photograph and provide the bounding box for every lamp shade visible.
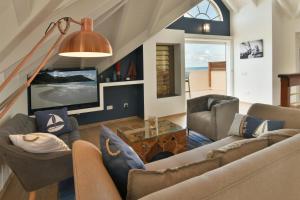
[58,18,112,57]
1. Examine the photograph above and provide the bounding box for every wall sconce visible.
[202,23,210,33]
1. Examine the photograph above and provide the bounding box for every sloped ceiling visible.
[0,0,299,78]
[0,0,200,77]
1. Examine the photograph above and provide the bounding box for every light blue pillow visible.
[34,107,72,136]
[228,113,284,138]
[99,126,145,198]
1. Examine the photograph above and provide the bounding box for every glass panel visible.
[207,4,219,20]
[198,0,210,13]
[185,43,226,72]
[116,120,184,143]
[184,0,223,21]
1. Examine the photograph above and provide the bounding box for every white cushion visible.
[9,133,70,153]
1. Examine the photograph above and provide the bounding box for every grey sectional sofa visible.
[72,103,300,200]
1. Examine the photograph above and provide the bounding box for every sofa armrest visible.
[187,96,209,114]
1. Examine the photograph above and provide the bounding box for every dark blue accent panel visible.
[74,84,144,125]
[100,46,143,82]
[168,0,230,36]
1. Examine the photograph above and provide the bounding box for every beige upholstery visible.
[258,129,300,145]
[145,136,242,171]
[72,140,121,200]
[127,158,220,200]
[140,134,300,200]
[248,103,300,129]
[207,138,269,165]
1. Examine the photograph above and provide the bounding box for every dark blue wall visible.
[74,84,144,125]
[100,46,143,82]
[168,0,230,36]
[73,46,144,125]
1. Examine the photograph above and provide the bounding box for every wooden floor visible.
[0,102,250,200]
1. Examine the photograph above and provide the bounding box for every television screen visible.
[28,68,99,114]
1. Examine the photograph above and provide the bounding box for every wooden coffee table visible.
[117,119,186,163]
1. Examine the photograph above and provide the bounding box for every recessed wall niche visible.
[156,44,181,98]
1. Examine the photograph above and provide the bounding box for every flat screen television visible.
[28,68,99,115]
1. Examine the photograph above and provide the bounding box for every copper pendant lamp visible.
[59,18,112,57]
[0,17,112,120]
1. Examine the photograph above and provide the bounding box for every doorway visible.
[185,39,232,99]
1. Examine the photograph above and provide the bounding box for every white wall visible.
[232,0,273,104]
[272,1,298,105]
[143,29,186,118]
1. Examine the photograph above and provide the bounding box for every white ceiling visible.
[0,0,299,77]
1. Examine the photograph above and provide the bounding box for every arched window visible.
[184,0,223,21]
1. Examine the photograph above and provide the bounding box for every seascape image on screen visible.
[30,69,98,110]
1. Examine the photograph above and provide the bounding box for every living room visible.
[1,0,300,200]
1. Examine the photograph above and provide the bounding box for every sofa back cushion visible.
[258,129,300,145]
[247,103,300,129]
[207,138,269,165]
[228,113,284,138]
[127,158,220,200]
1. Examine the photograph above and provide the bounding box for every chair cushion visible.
[207,138,269,165]
[9,133,70,153]
[99,126,145,198]
[188,111,212,135]
[228,113,284,138]
[35,108,73,136]
[127,158,220,200]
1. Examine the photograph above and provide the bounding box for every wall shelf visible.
[68,80,144,115]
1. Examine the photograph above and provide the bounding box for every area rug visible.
[59,131,212,200]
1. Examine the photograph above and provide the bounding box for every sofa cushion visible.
[99,126,145,198]
[127,158,220,200]
[228,113,284,138]
[258,129,300,145]
[35,108,73,136]
[188,111,212,135]
[9,133,70,153]
[207,138,269,165]
[145,136,242,171]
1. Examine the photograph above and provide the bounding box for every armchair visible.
[0,113,80,199]
[187,94,239,141]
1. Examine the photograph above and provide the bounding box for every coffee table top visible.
[116,119,185,143]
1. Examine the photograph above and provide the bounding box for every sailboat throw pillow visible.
[34,107,73,136]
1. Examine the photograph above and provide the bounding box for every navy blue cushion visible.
[34,108,72,136]
[99,126,145,198]
[228,114,284,138]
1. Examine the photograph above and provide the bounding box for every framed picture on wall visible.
[240,39,263,59]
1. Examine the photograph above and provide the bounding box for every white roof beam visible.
[276,0,293,18]
[222,0,239,13]
[148,0,165,35]
[12,0,33,25]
